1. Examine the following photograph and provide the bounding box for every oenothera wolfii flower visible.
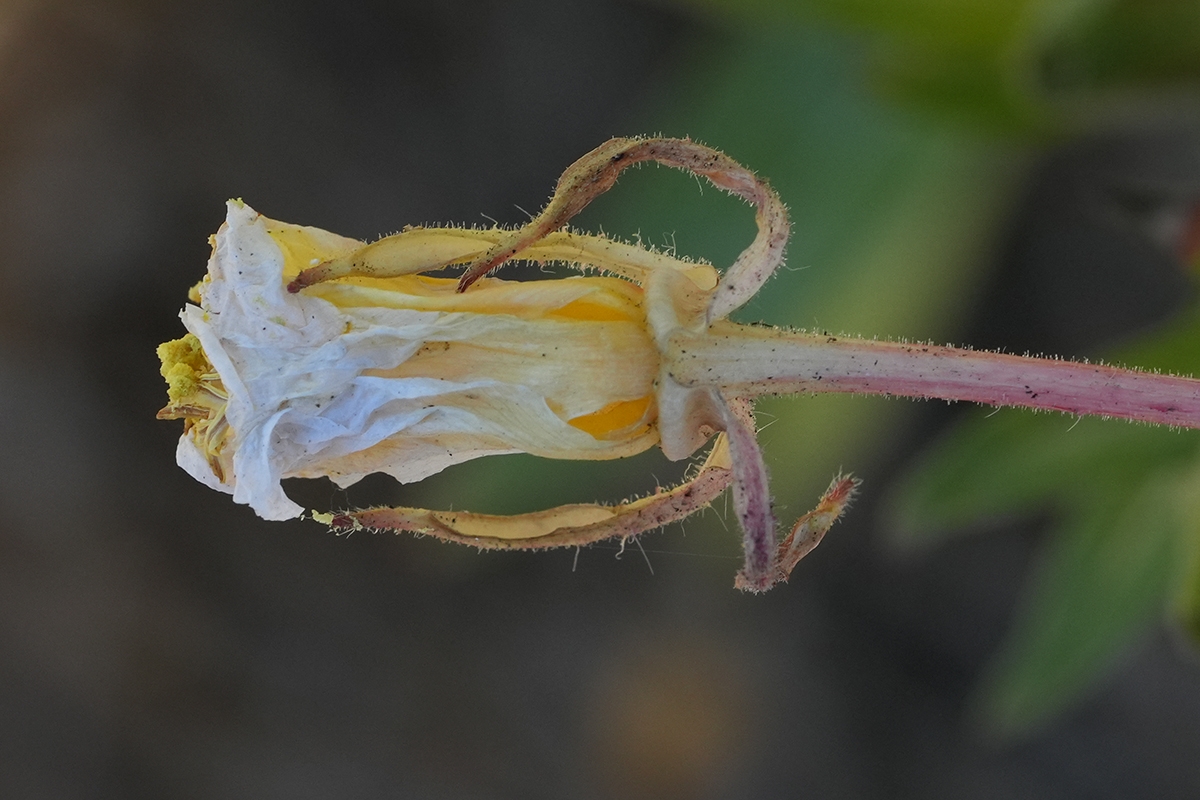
[159,137,1200,592]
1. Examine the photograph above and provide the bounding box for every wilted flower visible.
[160,137,1200,591]
[159,200,689,520]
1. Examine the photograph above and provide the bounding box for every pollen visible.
[156,332,232,481]
[157,334,210,405]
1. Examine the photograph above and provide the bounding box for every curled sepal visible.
[715,392,860,593]
[717,395,778,591]
[735,474,860,593]
[449,136,789,323]
[319,434,734,551]
[287,226,717,294]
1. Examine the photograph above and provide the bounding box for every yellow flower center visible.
[156,333,232,481]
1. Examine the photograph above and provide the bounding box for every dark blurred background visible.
[3,0,1200,797]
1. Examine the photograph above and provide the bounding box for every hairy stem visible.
[667,322,1200,428]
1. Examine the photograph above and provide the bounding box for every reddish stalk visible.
[668,322,1200,428]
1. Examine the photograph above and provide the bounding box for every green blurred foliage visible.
[890,308,1200,735]
[684,0,1200,132]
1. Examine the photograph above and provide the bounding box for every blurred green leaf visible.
[976,471,1192,736]
[1048,0,1200,89]
[891,412,1197,545]
[1175,513,1200,641]
[677,0,1200,132]
[890,304,1200,734]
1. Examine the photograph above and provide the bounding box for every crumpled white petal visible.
[175,202,660,520]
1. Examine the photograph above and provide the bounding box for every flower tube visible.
[158,201,720,521]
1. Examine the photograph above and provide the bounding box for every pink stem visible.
[718,396,777,592]
[666,322,1200,428]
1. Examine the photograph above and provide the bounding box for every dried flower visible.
[159,201,678,520]
[160,137,1200,591]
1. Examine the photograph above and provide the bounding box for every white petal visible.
[174,202,657,520]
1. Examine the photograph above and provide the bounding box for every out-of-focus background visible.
[4,0,1200,797]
